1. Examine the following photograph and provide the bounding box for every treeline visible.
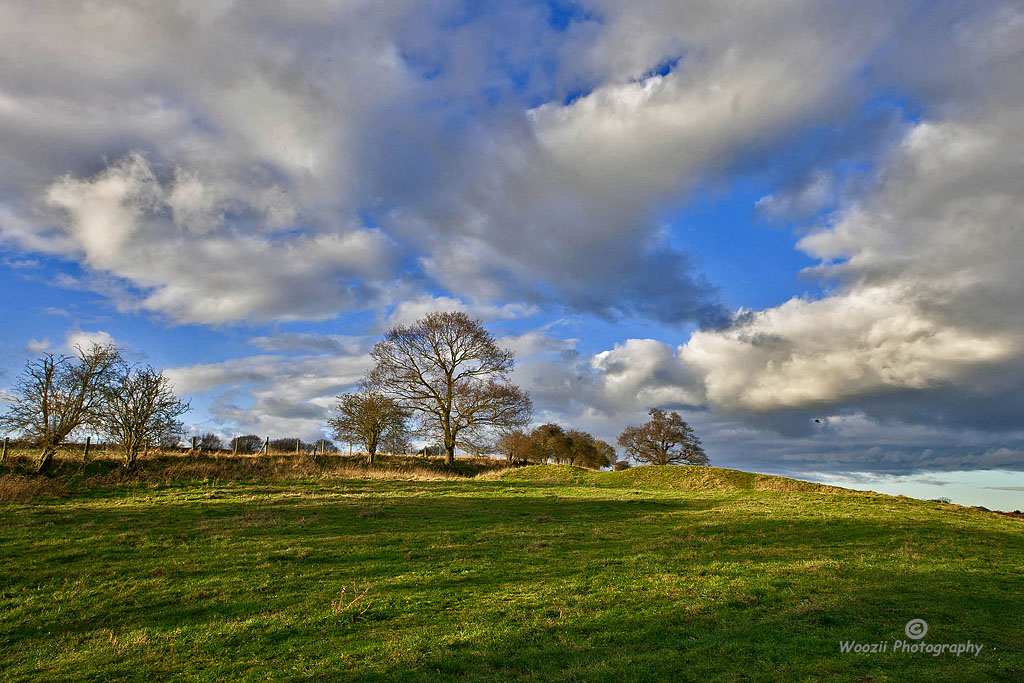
[2,311,709,475]
[495,424,620,469]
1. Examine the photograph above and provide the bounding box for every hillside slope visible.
[498,464,847,493]
[2,465,1021,681]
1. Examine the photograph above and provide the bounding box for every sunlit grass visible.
[1,463,1021,681]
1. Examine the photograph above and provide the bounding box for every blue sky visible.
[1,0,1023,510]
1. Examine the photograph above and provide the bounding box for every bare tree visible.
[367,312,532,465]
[379,428,412,456]
[158,433,184,449]
[617,408,709,466]
[270,437,308,453]
[99,362,189,468]
[329,389,409,464]
[589,439,617,470]
[522,424,616,469]
[231,434,263,454]
[198,433,224,452]
[495,428,534,463]
[530,423,571,464]
[565,429,597,467]
[0,344,120,474]
[313,439,338,453]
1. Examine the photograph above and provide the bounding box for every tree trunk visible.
[444,442,456,465]
[367,448,375,465]
[35,445,56,475]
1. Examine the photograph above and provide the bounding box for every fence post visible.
[1,436,8,464]
[232,437,237,456]
[83,436,91,462]
[191,435,198,454]
[263,437,270,456]
[295,439,300,455]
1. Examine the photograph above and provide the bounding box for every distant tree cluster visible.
[198,433,225,452]
[495,424,616,469]
[228,435,336,455]
[270,437,306,453]
[2,314,710,475]
[231,434,264,454]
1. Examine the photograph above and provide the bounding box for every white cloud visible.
[555,4,1024,439]
[755,172,835,219]
[6,0,886,325]
[37,153,398,323]
[65,329,116,353]
[679,287,1015,412]
[24,338,50,353]
[248,333,365,355]
[164,349,373,440]
[384,294,538,329]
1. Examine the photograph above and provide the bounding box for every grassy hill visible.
[494,463,846,492]
[1,458,1021,681]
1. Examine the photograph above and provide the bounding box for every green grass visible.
[1,462,1022,681]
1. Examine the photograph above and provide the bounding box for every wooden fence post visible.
[263,437,270,456]
[191,436,198,454]
[295,439,300,455]
[1,436,8,464]
[232,437,237,456]
[83,436,91,462]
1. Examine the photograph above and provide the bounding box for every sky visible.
[1,0,1023,510]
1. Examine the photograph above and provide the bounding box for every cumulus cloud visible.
[543,2,1024,449]
[680,287,1015,412]
[755,172,835,220]
[24,338,50,353]
[38,153,396,323]
[383,295,538,329]
[165,349,373,440]
[64,329,116,353]
[0,0,902,327]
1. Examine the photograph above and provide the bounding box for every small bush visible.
[331,584,372,623]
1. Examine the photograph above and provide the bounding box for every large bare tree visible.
[0,344,120,474]
[98,362,189,469]
[617,408,709,466]
[328,388,409,464]
[367,311,532,464]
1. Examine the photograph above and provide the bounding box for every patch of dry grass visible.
[0,474,68,502]
[0,448,510,501]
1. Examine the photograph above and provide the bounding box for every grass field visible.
[1,455,1022,681]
